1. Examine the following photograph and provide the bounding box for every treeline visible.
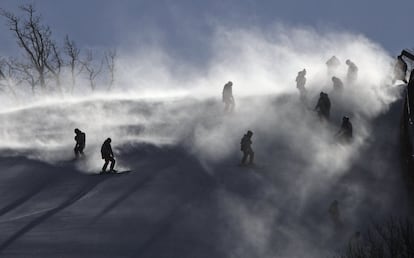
[0,4,117,97]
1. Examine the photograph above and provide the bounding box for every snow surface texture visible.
[0,27,410,257]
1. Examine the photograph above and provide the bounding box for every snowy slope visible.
[0,87,410,257]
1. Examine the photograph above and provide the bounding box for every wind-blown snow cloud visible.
[0,24,404,256]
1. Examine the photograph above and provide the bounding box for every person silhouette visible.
[345,59,358,83]
[240,130,254,165]
[329,200,343,228]
[74,128,86,159]
[331,76,344,92]
[296,69,307,101]
[314,92,331,121]
[222,81,235,112]
[326,55,340,75]
[101,138,116,173]
[336,116,353,143]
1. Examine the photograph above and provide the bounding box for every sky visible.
[0,0,413,64]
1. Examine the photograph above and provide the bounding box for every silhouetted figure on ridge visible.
[240,130,254,165]
[393,54,408,83]
[336,116,353,143]
[101,138,116,173]
[331,76,344,92]
[296,69,307,101]
[74,128,86,159]
[345,59,358,83]
[222,81,235,112]
[326,56,340,75]
[314,92,331,121]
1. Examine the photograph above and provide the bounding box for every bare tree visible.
[9,59,39,94]
[47,42,63,94]
[0,4,60,92]
[64,35,81,93]
[104,49,117,90]
[81,50,103,91]
[0,59,21,100]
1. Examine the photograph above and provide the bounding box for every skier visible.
[222,81,235,112]
[74,128,86,159]
[331,76,344,92]
[101,138,116,173]
[296,69,307,101]
[336,116,353,143]
[326,56,340,75]
[240,130,254,165]
[345,59,358,83]
[393,54,408,83]
[314,92,331,121]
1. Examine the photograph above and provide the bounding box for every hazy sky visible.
[0,0,413,63]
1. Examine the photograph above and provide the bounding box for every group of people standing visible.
[227,56,359,166]
[297,56,358,142]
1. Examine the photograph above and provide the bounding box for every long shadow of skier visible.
[91,164,174,223]
[91,145,191,222]
[0,176,108,253]
[92,172,160,222]
[0,176,59,217]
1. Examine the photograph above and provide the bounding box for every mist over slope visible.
[0,26,410,257]
[0,26,398,168]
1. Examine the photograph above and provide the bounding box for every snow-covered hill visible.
[0,83,410,257]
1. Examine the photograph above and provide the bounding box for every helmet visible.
[74,128,80,134]
[247,130,253,136]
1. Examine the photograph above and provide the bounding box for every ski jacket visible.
[101,141,113,159]
[75,132,86,147]
[240,135,252,151]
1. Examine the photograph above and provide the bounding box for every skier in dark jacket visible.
[74,128,86,158]
[240,130,254,165]
[336,116,353,143]
[222,81,235,112]
[101,138,116,173]
[314,92,331,121]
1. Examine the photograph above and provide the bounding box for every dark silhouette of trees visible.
[81,50,103,91]
[105,49,117,90]
[0,58,20,100]
[0,4,59,92]
[0,4,117,98]
[64,35,81,93]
